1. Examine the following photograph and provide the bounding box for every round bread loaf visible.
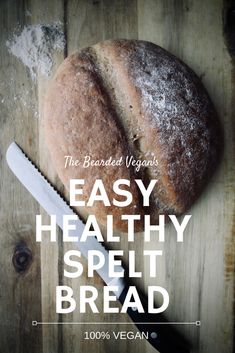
[43,39,222,233]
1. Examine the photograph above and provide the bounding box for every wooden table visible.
[0,1,234,352]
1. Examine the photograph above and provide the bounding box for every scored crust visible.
[43,39,222,233]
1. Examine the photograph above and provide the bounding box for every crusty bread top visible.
[43,39,222,232]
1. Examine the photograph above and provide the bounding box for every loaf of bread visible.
[43,39,222,233]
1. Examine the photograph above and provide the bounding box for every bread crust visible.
[43,39,222,232]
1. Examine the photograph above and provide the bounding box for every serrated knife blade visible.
[6,142,125,295]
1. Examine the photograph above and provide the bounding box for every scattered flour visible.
[6,23,65,81]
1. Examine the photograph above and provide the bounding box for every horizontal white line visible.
[32,321,201,326]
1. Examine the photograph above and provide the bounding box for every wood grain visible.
[138,1,234,353]
[0,0,234,352]
[0,0,42,352]
[28,1,67,353]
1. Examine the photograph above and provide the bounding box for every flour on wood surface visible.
[6,24,65,81]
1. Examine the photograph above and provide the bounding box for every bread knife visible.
[6,142,190,353]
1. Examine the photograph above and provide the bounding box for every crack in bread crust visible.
[92,41,185,214]
[87,46,159,219]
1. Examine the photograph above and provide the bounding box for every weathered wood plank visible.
[0,0,42,352]
[25,1,66,353]
[138,0,234,352]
